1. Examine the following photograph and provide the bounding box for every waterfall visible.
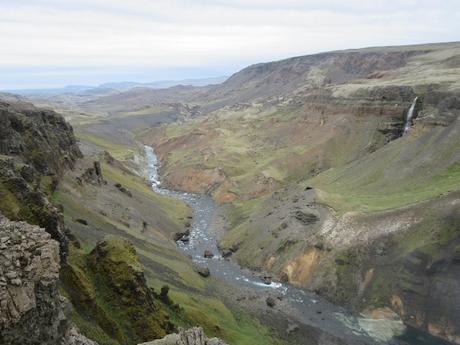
[403,97,418,134]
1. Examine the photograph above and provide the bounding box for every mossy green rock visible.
[0,98,82,258]
[89,236,175,343]
[0,156,69,257]
[0,99,82,176]
[63,236,175,345]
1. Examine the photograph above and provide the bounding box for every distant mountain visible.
[4,84,94,95]
[5,76,228,95]
[100,76,228,90]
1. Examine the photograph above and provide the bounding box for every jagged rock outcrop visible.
[62,236,175,345]
[87,236,175,342]
[138,327,227,345]
[76,161,105,185]
[0,157,69,258]
[0,99,81,176]
[0,98,100,344]
[0,99,82,258]
[0,214,96,345]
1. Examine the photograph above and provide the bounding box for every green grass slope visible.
[311,116,460,213]
[55,145,280,345]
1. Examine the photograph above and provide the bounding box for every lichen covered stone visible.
[0,214,95,345]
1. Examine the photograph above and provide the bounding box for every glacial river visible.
[144,146,453,345]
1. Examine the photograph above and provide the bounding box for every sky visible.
[1,0,459,89]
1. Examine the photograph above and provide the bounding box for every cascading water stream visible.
[403,97,418,134]
[144,145,452,345]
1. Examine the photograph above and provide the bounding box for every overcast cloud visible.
[1,0,459,89]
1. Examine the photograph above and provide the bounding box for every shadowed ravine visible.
[144,146,453,345]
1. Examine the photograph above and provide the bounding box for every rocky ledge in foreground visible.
[0,214,95,345]
[138,327,227,345]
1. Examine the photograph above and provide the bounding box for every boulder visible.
[293,210,319,225]
[203,250,214,259]
[266,297,276,308]
[286,323,300,335]
[173,230,190,242]
[280,272,289,283]
[114,183,133,197]
[195,266,210,278]
[260,275,272,285]
[75,218,88,226]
